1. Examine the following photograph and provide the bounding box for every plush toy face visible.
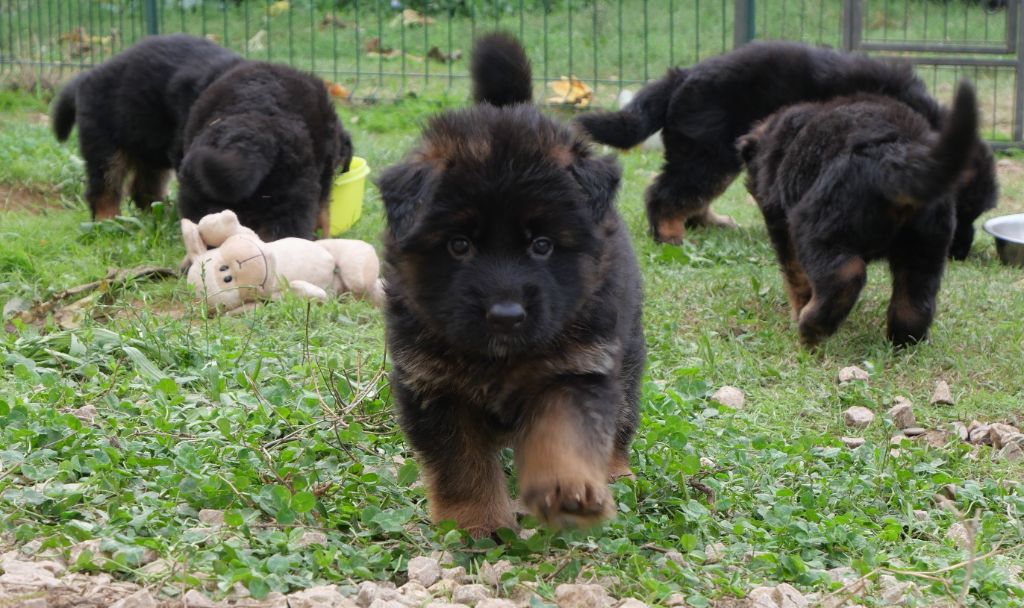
[187,235,275,310]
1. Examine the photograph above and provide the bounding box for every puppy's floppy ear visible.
[377,161,439,242]
[736,133,759,164]
[569,153,622,220]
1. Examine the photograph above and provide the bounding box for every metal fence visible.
[0,0,1021,145]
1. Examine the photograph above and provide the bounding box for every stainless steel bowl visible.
[983,213,1024,267]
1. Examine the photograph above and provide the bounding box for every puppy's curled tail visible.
[183,146,271,202]
[52,75,82,142]
[575,68,686,149]
[471,32,533,106]
[903,81,978,205]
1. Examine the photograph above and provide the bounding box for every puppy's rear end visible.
[379,32,644,539]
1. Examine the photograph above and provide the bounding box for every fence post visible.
[144,0,160,36]
[1015,1,1024,144]
[733,0,755,48]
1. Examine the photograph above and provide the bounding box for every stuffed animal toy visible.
[181,210,384,312]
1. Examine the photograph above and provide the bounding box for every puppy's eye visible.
[448,236,472,258]
[530,237,553,258]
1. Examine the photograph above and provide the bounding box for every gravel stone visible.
[931,380,953,405]
[838,366,869,383]
[452,584,491,605]
[476,600,516,608]
[442,566,470,584]
[109,590,158,608]
[841,436,866,449]
[478,559,513,586]
[297,530,328,548]
[287,585,349,608]
[843,407,875,428]
[183,589,218,608]
[407,556,442,587]
[887,400,916,429]
[989,423,1021,449]
[429,579,457,598]
[704,542,726,564]
[554,583,611,608]
[946,522,973,550]
[664,550,685,567]
[1000,442,1023,462]
[616,600,648,608]
[902,427,926,437]
[710,386,745,409]
[197,509,225,526]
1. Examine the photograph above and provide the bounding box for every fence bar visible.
[143,0,159,36]
[734,0,756,48]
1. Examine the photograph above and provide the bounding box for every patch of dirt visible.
[0,184,67,213]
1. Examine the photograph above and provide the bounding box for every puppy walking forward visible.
[378,33,645,537]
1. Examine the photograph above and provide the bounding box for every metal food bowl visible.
[983,213,1024,267]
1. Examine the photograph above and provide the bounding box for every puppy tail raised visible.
[575,68,686,149]
[181,146,272,203]
[52,75,82,142]
[471,32,533,106]
[903,81,978,205]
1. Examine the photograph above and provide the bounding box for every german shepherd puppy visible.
[576,41,997,259]
[378,33,645,537]
[738,82,979,347]
[51,34,242,219]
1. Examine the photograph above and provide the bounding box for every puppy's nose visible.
[487,301,526,330]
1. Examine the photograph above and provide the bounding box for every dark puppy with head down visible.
[738,82,979,347]
[51,34,242,219]
[378,33,644,538]
[178,62,352,241]
[577,41,997,258]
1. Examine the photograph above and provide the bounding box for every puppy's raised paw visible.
[520,473,614,528]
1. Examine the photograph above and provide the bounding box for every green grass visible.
[1,89,1023,607]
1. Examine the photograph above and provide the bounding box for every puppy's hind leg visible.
[797,253,867,347]
[129,164,172,210]
[761,213,811,321]
[85,151,128,220]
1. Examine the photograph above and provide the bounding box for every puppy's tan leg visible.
[686,206,739,229]
[608,448,634,481]
[316,204,331,238]
[781,257,812,322]
[516,391,615,528]
[655,216,687,245]
[87,151,128,220]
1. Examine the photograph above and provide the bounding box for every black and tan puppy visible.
[178,62,352,241]
[738,82,979,347]
[51,34,242,219]
[378,33,644,538]
[577,41,997,258]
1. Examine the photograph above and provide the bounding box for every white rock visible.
[616,600,648,608]
[18,599,48,608]
[931,380,953,405]
[946,522,973,550]
[287,585,348,608]
[368,601,405,608]
[1000,442,1023,462]
[699,456,716,468]
[912,510,929,521]
[357,582,381,607]
[68,539,104,566]
[476,600,516,608]
[478,559,513,586]
[407,556,442,587]
[665,594,687,607]
[183,589,218,608]
[297,530,328,547]
[887,401,916,429]
[0,555,65,588]
[841,437,866,449]
[426,604,471,608]
[710,386,745,409]
[704,542,726,564]
[951,422,969,441]
[969,424,992,445]
[989,423,1021,449]
[442,566,470,584]
[198,509,225,526]
[664,550,685,566]
[452,584,491,605]
[843,407,875,428]
[428,579,457,598]
[397,581,431,607]
[747,587,779,608]
[902,427,926,437]
[110,590,158,608]
[878,574,914,605]
[554,583,611,608]
[774,583,807,608]
[838,366,869,383]
[72,404,98,422]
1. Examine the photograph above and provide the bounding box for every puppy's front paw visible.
[520,473,614,528]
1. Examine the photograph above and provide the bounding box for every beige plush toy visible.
[181,210,384,313]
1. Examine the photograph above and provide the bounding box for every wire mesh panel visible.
[0,0,1021,145]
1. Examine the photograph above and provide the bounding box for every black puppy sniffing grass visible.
[739,82,980,347]
[378,32,644,538]
[576,41,997,259]
[178,61,352,241]
[51,34,242,219]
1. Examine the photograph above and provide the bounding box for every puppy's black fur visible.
[738,82,979,347]
[51,34,242,219]
[577,41,997,257]
[177,61,352,241]
[379,32,644,538]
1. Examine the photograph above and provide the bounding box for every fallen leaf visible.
[546,75,593,107]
